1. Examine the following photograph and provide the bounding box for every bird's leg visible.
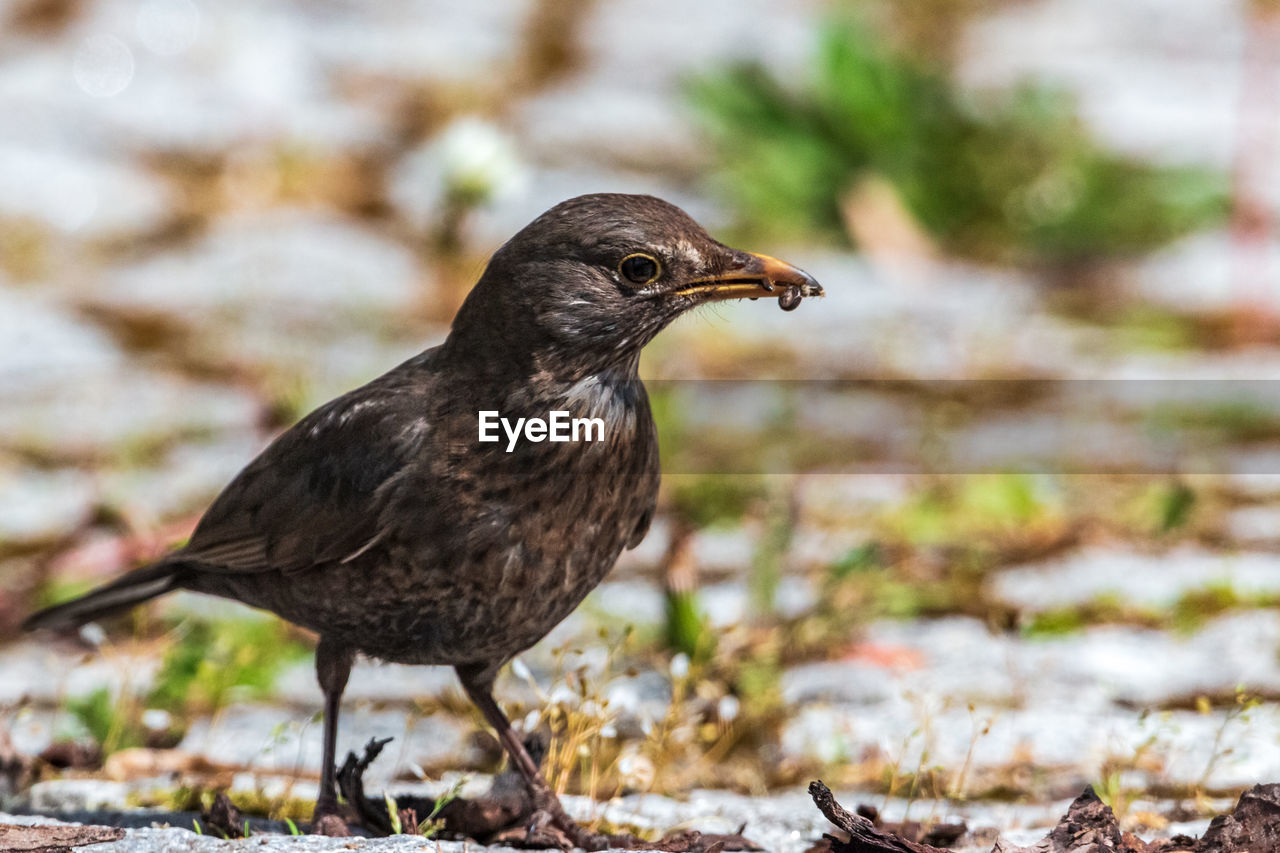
[313,638,354,830]
[457,665,615,851]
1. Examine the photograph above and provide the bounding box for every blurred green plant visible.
[884,474,1057,546]
[1154,481,1197,533]
[830,541,884,580]
[1021,593,1138,638]
[664,584,712,662]
[1071,304,1203,352]
[666,475,768,531]
[149,617,309,714]
[64,616,309,757]
[687,18,1227,265]
[658,462,770,661]
[419,777,466,839]
[66,687,142,755]
[814,540,963,629]
[748,480,797,619]
[1197,687,1261,796]
[1147,400,1280,445]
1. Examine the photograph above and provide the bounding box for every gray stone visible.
[273,659,461,708]
[0,641,162,706]
[584,580,666,628]
[96,435,267,522]
[36,1,388,155]
[0,287,126,397]
[842,618,1025,707]
[90,825,454,852]
[945,411,1158,475]
[657,252,1084,381]
[827,612,1280,710]
[0,145,172,239]
[1092,347,1280,380]
[701,578,816,628]
[156,592,278,625]
[511,0,813,169]
[691,529,757,576]
[961,0,1243,166]
[1131,232,1249,317]
[0,366,261,461]
[513,85,705,172]
[1223,450,1280,498]
[179,704,475,786]
[791,392,925,464]
[0,784,1223,853]
[593,548,820,627]
[778,611,1280,790]
[578,0,814,90]
[98,210,425,331]
[781,696,1280,793]
[993,545,1280,612]
[1,0,542,163]
[600,671,672,736]
[205,330,432,415]
[585,573,819,634]
[789,526,871,572]
[782,660,898,708]
[796,475,912,516]
[1047,611,1280,705]
[611,516,671,574]
[21,779,131,812]
[0,466,96,545]
[302,0,533,85]
[1224,504,1280,546]
[0,290,261,463]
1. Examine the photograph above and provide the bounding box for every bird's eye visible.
[619,253,661,284]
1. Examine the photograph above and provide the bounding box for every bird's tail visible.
[23,562,181,632]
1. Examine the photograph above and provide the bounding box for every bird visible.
[24,193,822,848]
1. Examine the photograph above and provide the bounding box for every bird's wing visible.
[177,378,429,575]
[626,394,662,550]
[626,504,654,550]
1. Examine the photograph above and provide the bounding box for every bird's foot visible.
[311,795,353,837]
[527,808,630,851]
[539,814,755,852]
[520,810,576,849]
[522,788,620,851]
[312,815,351,838]
[533,797,757,852]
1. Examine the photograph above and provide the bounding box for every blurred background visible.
[2,0,1280,842]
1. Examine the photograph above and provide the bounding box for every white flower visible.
[435,118,526,206]
[78,623,107,647]
[510,657,533,682]
[142,709,173,731]
[616,748,655,789]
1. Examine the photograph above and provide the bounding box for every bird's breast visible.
[344,372,659,665]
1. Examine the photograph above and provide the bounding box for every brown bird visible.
[25,194,821,847]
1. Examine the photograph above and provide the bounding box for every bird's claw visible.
[311,809,353,838]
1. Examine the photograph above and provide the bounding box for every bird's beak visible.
[671,252,824,304]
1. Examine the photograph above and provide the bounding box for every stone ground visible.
[0,788,1235,853]
[3,0,1280,851]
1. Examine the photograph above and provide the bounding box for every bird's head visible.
[445,193,822,380]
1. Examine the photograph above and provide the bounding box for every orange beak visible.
[671,252,823,306]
